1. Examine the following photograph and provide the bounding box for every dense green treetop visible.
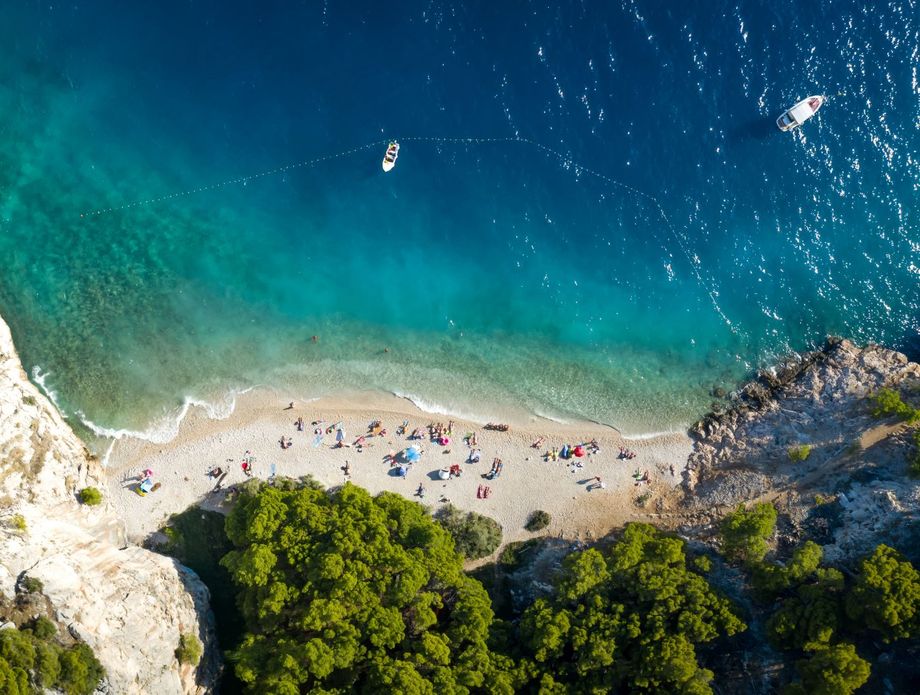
[512,523,746,694]
[0,622,103,695]
[785,643,870,695]
[870,388,920,424]
[845,544,920,643]
[221,482,500,694]
[756,542,846,652]
[436,505,503,560]
[719,502,777,565]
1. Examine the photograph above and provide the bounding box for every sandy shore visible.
[104,389,692,551]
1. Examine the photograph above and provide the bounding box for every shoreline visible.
[104,388,693,548]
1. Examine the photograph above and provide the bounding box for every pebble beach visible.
[105,389,692,551]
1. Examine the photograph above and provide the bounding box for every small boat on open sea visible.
[382,141,399,172]
[776,95,824,131]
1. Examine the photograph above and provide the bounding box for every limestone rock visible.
[684,337,920,562]
[0,315,220,694]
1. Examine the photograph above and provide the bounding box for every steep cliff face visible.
[684,338,920,563]
[0,316,220,693]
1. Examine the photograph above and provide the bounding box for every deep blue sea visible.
[1,1,918,437]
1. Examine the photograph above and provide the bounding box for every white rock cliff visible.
[0,316,219,693]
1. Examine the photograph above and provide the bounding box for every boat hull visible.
[382,142,399,172]
[776,95,824,131]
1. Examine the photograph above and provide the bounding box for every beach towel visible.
[312,434,324,447]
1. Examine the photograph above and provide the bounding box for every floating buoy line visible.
[78,134,736,334]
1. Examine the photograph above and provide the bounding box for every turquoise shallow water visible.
[1,2,918,436]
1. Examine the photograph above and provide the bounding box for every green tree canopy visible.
[787,643,870,695]
[870,388,920,423]
[512,523,746,693]
[845,544,920,642]
[0,624,103,695]
[720,502,777,565]
[435,505,503,560]
[766,565,845,652]
[221,482,501,693]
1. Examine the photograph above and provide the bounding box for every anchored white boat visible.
[382,141,399,172]
[776,95,824,131]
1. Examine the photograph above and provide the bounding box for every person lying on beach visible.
[531,436,545,448]
[296,416,304,431]
[410,427,424,440]
[207,466,223,479]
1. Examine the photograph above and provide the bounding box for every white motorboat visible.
[382,141,399,172]
[776,95,824,131]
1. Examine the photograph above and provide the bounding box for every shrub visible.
[870,388,920,423]
[21,576,44,594]
[436,505,503,560]
[78,487,102,506]
[34,641,62,688]
[10,514,26,532]
[29,617,57,641]
[720,502,777,564]
[525,510,551,533]
[58,643,105,695]
[175,633,202,665]
[788,445,812,462]
[693,555,712,573]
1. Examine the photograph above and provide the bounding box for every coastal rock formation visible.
[0,316,220,694]
[685,337,920,562]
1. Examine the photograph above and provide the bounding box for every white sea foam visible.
[390,390,492,424]
[532,409,571,425]
[31,366,65,417]
[622,427,689,441]
[77,390,246,445]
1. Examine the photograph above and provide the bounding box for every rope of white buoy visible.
[77,133,736,333]
[79,139,390,218]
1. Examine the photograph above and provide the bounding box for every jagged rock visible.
[0,316,220,694]
[683,338,920,562]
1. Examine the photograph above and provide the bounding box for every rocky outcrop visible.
[684,338,920,562]
[0,316,220,693]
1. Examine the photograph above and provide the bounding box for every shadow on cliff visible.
[151,508,246,694]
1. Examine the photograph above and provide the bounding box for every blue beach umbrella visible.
[398,465,408,477]
[405,446,420,463]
